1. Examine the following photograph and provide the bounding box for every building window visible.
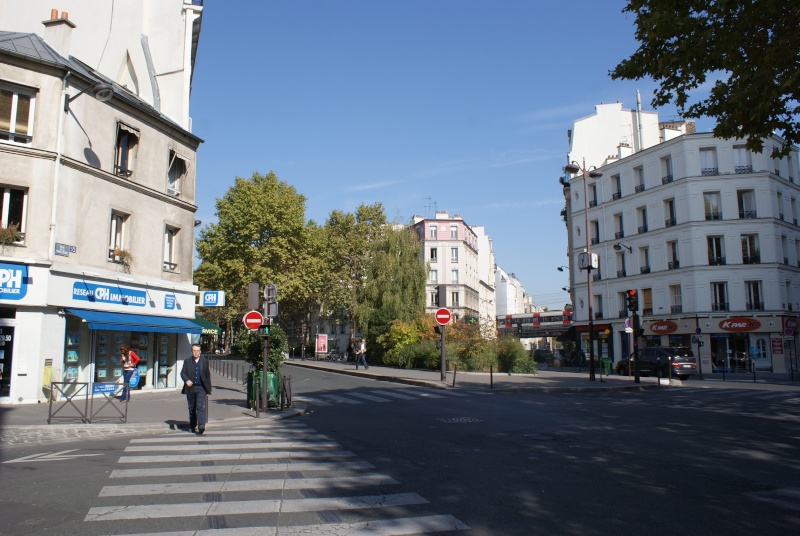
[669,285,682,314]
[639,246,650,274]
[637,206,648,233]
[700,147,718,176]
[429,269,438,283]
[108,211,128,262]
[114,122,139,178]
[450,224,458,239]
[451,291,459,306]
[430,247,438,263]
[590,220,600,244]
[711,282,728,311]
[167,150,188,197]
[704,192,722,220]
[451,269,458,284]
[429,225,437,239]
[737,190,757,218]
[777,191,785,220]
[660,157,672,184]
[0,84,35,144]
[616,251,626,278]
[612,174,622,200]
[664,198,676,227]
[614,213,624,239]
[0,186,27,243]
[451,247,458,262]
[745,281,764,311]
[741,234,760,264]
[667,240,680,269]
[707,236,725,265]
[589,183,598,206]
[163,226,178,272]
[430,291,438,307]
[733,145,752,173]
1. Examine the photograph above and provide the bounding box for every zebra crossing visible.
[82,420,469,535]
[295,387,479,407]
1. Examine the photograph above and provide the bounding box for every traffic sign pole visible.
[434,308,450,381]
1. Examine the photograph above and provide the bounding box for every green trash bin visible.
[600,358,612,376]
[247,371,280,408]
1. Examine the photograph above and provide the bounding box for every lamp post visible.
[565,159,603,381]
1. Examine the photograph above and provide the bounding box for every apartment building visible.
[566,121,800,375]
[0,2,204,403]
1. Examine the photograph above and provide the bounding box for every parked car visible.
[615,346,697,380]
[532,349,554,363]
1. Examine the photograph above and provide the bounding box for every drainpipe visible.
[49,71,71,261]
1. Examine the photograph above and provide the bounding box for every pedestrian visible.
[346,342,353,362]
[119,345,140,401]
[355,338,368,369]
[180,343,212,434]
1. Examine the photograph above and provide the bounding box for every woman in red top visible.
[119,345,140,401]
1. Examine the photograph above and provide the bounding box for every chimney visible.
[42,9,76,58]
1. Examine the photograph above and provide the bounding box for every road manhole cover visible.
[438,417,483,424]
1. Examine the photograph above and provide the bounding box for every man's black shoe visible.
[198,425,205,435]
[190,428,196,433]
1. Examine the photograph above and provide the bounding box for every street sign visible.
[243,310,264,331]
[435,307,451,326]
[264,301,278,318]
[264,284,278,302]
[200,291,226,307]
[624,317,633,333]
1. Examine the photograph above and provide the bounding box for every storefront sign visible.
[164,294,176,310]
[72,282,147,307]
[0,262,29,300]
[200,291,226,307]
[719,317,761,332]
[772,338,784,354]
[649,320,678,334]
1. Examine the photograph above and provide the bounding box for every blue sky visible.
[190,0,714,310]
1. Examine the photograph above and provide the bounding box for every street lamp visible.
[64,81,114,113]
[556,265,568,272]
[564,159,603,381]
[613,243,632,253]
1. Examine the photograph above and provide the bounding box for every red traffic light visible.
[626,289,637,297]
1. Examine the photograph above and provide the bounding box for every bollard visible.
[490,365,494,389]
[452,363,457,387]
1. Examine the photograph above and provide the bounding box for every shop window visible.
[0,84,35,144]
[163,226,179,272]
[0,186,27,244]
[114,122,139,178]
[167,150,188,197]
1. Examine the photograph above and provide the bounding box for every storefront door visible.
[0,326,15,397]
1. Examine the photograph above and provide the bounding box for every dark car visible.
[615,346,697,380]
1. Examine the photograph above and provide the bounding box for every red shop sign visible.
[719,317,761,332]
[649,320,678,334]
[784,317,799,330]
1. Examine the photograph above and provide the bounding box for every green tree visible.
[611,0,800,156]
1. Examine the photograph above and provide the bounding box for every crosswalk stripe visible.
[85,492,429,521]
[98,514,469,536]
[320,394,362,404]
[292,396,332,406]
[370,390,417,400]
[110,460,371,479]
[348,392,392,402]
[129,432,324,444]
[416,391,445,399]
[124,439,336,452]
[118,449,356,464]
[100,474,399,496]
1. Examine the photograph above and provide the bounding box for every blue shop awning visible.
[66,308,202,334]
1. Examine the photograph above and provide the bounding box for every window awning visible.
[193,315,221,336]
[66,308,202,334]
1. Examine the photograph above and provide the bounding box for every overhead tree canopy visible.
[611,0,800,156]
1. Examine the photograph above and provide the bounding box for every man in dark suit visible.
[180,343,212,434]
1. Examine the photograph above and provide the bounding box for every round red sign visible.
[243,310,264,330]
[434,308,451,326]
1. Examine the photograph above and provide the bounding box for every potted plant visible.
[0,223,21,253]
[112,248,134,272]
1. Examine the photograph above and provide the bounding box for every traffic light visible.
[434,325,443,335]
[517,321,523,333]
[625,289,638,312]
[257,325,269,337]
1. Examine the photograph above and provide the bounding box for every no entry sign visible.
[435,307,451,326]
[243,310,264,330]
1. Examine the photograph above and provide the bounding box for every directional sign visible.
[4,450,103,463]
[435,307,451,326]
[264,284,277,302]
[264,301,278,318]
[243,310,264,330]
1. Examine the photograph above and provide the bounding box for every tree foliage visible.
[611,0,800,156]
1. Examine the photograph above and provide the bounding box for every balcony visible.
[594,312,604,320]
[668,260,680,270]
[701,167,719,176]
[734,165,753,174]
[612,191,622,200]
[635,184,646,193]
[615,231,625,239]
[709,256,727,266]
[618,310,628,319]
[661,175,673,185]
[643,308,653,316]
[162,261,177,272]
[591,237,599,245]
[589,199,598,208]
[742,255,761,264]
[114,165,133,178]
[670,305,683,314]
[592,272,602,282]
[665,218,677,227]
[739,210,757,219]
[712,302,730,312]
[640,266,651,274]
[616,269,627,278]
[746,301,765,311]
[638,224,648,234]
[705,212,723,221]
